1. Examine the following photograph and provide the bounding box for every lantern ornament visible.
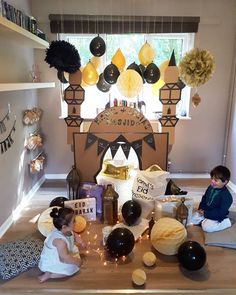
[66,165,80,200]
[176,197,189,227]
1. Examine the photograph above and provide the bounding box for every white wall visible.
[31,0,236,177]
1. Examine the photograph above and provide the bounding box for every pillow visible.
[0,237,43,280]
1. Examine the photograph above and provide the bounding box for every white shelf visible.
[0,82,55,92]
[0,16,49,49]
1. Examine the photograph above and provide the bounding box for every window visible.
[60,33,194,120]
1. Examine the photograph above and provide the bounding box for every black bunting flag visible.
[131,139,142,158]
[85,133,98,150]
[110,142,120,158]
[143,133,156,150]
[121,143,131,159]
[97,138,109,155]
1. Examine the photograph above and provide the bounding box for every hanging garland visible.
[179,48,215,88]
[0,110,10,134]
[0,120,16,154]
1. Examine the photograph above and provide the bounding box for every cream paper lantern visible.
[111,48,126,71]
[138,42,155,66]
[150,217,187,255]
[116,69,143,98]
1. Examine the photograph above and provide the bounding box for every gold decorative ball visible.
[142,251,157,267]
[132,268,147,286]
[73,215,87,233]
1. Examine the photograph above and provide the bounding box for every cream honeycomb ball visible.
[150,217,187,255]
[132,268,147,286]
[142,251,157,267]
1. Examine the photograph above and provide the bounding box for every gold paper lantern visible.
[111,48,126,71]
[82,61,99,86]
[138,42,155,66]
[132,269,147,286]
[150,217,187,255]
[151,79,165,96]
[73,215,87,233]
[116,69,143,98]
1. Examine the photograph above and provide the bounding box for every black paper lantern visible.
[103,63,120,84]
[121,200,142,226]
[106,227,135,258]
[90,35,106,57]
[49,196,68,207]
[96,73,111,92]
[177,240,207,271]
[144,63,160,84]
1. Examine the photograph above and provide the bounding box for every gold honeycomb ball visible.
[132,268,147,286]
[73,215,87,233]
[142,251,157,267]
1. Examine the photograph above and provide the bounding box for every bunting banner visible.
[85,132,156,159]
[85,133,98,150]
[143,133,156,150]
[0,120,16,154]
[0,110,10,134]
[97,138,109,155]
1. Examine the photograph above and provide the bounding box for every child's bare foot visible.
[38,272,51,283]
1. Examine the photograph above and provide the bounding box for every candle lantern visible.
[176,197,188,227]
[66,165,80,200]
[102,184,119,225]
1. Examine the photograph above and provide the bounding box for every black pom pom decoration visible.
[45,40,81,73]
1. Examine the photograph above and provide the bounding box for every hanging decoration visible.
[179,48,215,88]
[96,73,111,93]
[111,48,126,72]
[144,62,160,84]
[138,42,155,66]
[0,120,16,154]
[127,62,144,82]
[0,109,10,134]
[116,69,143,98]
[103,63,120,84]
[90,56,101,69]
[82,61,99,86]
[22,108,43,125]
[25,133,43,150]
[45,40,81,73]
[89,35,106,57]
[30,153,45,174]
[191,92,201,107]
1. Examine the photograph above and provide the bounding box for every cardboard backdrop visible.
[73,107,169,182]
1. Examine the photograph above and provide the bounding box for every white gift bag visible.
[132,165,169,218]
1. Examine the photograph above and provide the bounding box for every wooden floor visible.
[1,178,236,295]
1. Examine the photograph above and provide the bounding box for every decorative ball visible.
[73,215,87,233]
[150,217,187,255]
[132,269,147,286]
[121,200,142,226]
[177,240,207,271]
[116,69,143,98]
[142,251,157,267]
[106,227,135,258]
[49,196,68,207]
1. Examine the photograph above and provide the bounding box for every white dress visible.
[38,229,80,275]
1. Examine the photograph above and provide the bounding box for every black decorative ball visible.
[49,196,68,208]
[177,240,206,271]
[106,227,135,258]
[121,200,142,226]
[90,35,106,57]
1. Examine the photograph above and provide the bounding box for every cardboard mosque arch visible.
[73,106,169,182]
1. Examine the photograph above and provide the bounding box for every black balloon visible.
[49,196,68,207]
[144,63,160,84]
[103,63,120,84]
[90,35,106,57]
[106,227,135,258]
[127,62,143,79]
[96,73,111,92]
[121,200,142,226]
[177,241,206,271]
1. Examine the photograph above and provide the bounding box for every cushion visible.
[0,237,43,280]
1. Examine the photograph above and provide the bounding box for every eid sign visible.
[65,198,96,221]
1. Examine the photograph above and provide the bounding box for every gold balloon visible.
[192,92,201,107]
[159,60,169,80]
[138,42,155,66]
[82,61,99,86]
[111,48,126,71]
[90,56,101,69]
[151,79,165,96]
[117,69,143,98]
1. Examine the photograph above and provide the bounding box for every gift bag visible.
[132,165,169,218]
[154,195,194,224]
[79,182,104,214]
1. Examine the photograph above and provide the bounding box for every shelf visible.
[0,16,49,49]
[0,82,55,92]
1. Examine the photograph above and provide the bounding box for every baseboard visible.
[45,173,67,180]
[0,175,45,238]
[170,173,209,179]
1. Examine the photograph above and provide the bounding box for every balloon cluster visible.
[81,37,167,98]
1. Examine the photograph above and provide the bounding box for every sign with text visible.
[65,198,96,221]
